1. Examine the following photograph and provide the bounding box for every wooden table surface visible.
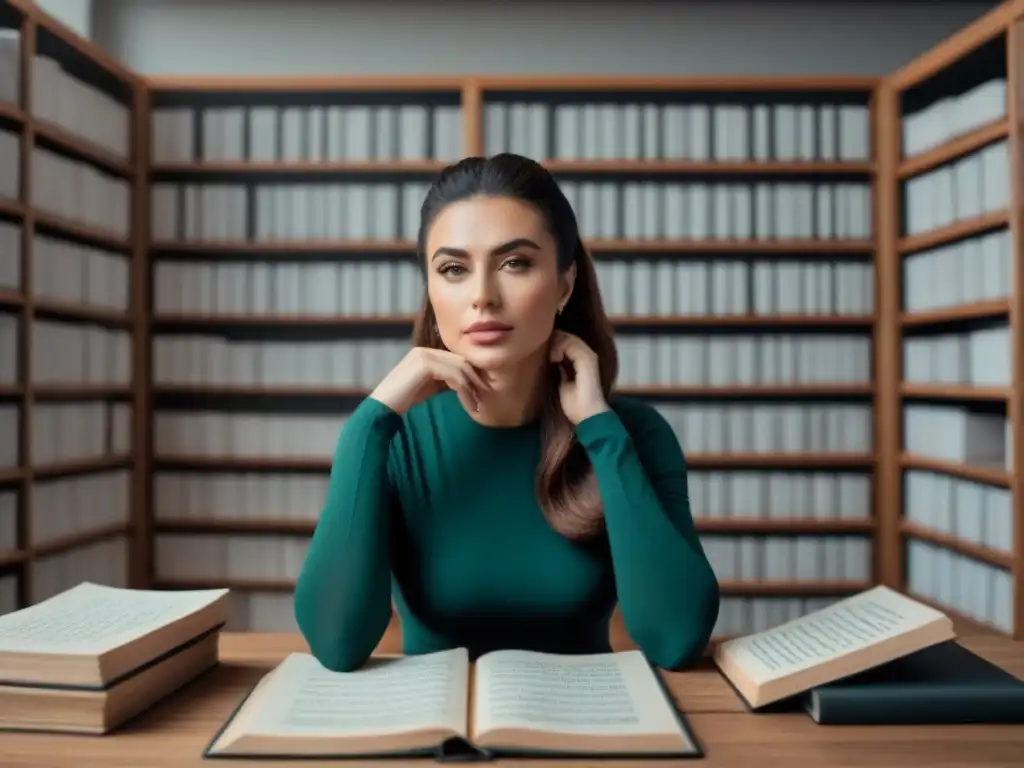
[5,618,1024,767]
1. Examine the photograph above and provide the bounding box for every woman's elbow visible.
[293,580,386,673]
[633,569,721,671]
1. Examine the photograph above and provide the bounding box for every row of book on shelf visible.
[149,531,869,588]
[2,396,1010,476]
[0,580,1020,759]
[148,258,876,319]
[0,29,133,158]
[144,333,876,391]
[86,70,1011,167]
[144,401,875,460]
[148,179,874,244]
[31,52,1003,168]
[0,133,132,238]
[0,469,130,551]
[147,468,876,525]
[152,99,874,165]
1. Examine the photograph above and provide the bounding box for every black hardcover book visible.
[800,641,1024,725]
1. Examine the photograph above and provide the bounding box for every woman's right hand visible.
[369,347,492,415]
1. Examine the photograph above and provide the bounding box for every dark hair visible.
[412,153,618,540]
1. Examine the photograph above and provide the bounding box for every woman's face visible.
[425,194,574,372]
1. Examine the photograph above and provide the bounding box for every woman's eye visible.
[503,258,531,271]
[440,264,466,276]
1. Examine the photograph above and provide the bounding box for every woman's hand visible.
[549,331,610,425]
[370,347,492,415]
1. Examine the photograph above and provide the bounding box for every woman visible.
[293,153,720,672]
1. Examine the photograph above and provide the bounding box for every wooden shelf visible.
[150,312,876,329]
[0,197,25,220]
[897,118,1009,179]
[33,385,132,399]
[152,383,875,399]
[897,210,1010,254]
[899,453,1012,487]
[154,516,877,537]
[33,210,132,252]
[151,160,447,175]
[32,299,133,327]
[475,74,882,92]
[155,159,874,176]
[718,580,869,596]
[0,290,24,310]
[901,521,1012,569]
[33,522,133,559]
[152,577,870,597]
[0,549,30,568]
[33,455,134,480]
[900,299,1010,327]
[899,383,1012,401]
[154,453,875,471]
[32,118,133,178]
[0,101,26,126]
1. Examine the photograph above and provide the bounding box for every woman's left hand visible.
[549,331,610,425]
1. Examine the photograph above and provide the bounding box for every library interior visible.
[0,0,1023,765]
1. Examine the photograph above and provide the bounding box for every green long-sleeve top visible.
[293,390,720,672]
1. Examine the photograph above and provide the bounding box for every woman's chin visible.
[458,344,518,371]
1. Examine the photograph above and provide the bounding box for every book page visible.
[243,649,469,738]
[717,585,951,685]
[473,650,684,738]
[0,582,228,654]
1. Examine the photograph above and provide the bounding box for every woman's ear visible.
[558,262,577,313]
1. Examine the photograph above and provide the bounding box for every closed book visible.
[801,640,1024,725]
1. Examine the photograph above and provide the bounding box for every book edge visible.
[0,621,226,692]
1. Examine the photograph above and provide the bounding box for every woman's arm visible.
[293,397,403,672]
[575,399,720,670]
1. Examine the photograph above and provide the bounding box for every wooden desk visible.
[5,621,1024,767]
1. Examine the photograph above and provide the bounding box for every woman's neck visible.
[467,351,548,427]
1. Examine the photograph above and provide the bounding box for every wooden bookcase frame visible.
[0,0,1020,640]
[878,0,1024,639]
[0,0,148,604]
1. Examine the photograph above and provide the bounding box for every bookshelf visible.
[140,72,880,635]
[1,0,1021,643]
[0,0,146,613]
[879,0,1024,639]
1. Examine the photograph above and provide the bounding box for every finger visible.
[433,350,492,387]
[549,335,568,361]
[460,362,491,394]
[425,357,475,397]
[443,371,480,406]
[441,361,485,403]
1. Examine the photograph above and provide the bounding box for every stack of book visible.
[0,581,229,734]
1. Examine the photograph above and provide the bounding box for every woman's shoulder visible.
[608,393,669,429]
[606,394,680,444]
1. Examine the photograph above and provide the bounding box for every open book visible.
[713,585,956,710]
[204,648,702,761]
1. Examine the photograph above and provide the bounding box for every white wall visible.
[91,0,998,78]
[34,0,92,39]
